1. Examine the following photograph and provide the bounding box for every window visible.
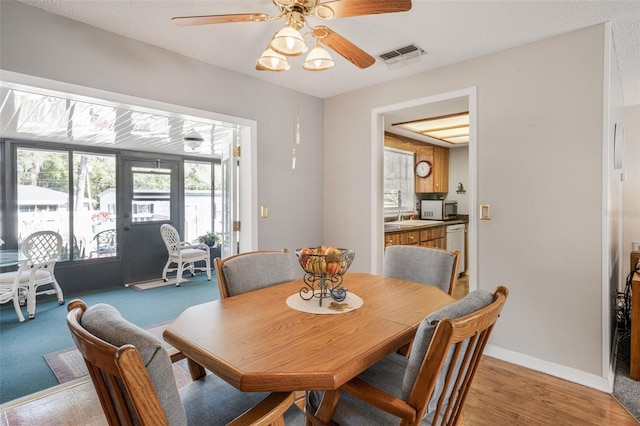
[131,167,171,222]
[73,152,116,259]
[184,160,214,243]
[16,147,117,261]
[383,147,415,215]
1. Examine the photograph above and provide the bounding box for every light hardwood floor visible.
[1,356,636,425]
[2,275,636,425]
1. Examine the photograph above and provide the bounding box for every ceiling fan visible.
[172,0,412,72]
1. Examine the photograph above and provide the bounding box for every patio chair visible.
[90,229,117,258]
[215,249,294,299]
[0,264,26,322]
[383,245,460,296]
[66,299,304,425]
[305,286,509,426]
[160,224,211,285]
[0,231,64,319]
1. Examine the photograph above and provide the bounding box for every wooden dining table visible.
[163,272,456,392]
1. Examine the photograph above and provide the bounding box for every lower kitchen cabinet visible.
[384,225,446,249]
[420,226,445,249]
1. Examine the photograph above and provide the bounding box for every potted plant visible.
[198,231,221,263]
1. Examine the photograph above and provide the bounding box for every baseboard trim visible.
[484,344,613,393]
[0,377,90,412]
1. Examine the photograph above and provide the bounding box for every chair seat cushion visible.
[0,269,51,283]
[308,353,438,425]
[181,374,304,425]
[179,248,208,260]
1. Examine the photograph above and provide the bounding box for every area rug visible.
[44,322,175,384]
[613,333,640,422]
[129,277,189,291]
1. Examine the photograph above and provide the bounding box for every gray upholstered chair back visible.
[75,302,187,425]
[383,245,459,295]
[216,250,295,298]
[401,290,494,409]
[305,287,508,426]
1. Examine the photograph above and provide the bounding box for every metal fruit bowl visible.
[295,247,355,276]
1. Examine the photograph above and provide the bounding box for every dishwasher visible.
[446,224,466,275]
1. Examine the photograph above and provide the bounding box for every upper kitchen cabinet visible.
[431,146,449,193]
[384,132,449,194]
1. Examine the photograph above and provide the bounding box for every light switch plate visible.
[480,204,490,220]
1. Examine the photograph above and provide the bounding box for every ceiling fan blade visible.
[172,13,271,26]
[313,26,375,69]
[315,0,411,19]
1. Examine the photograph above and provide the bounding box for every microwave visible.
[421,200,458,220]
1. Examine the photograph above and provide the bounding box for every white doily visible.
[286,292,363,315]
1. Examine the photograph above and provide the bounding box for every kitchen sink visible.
[384,220,443,231]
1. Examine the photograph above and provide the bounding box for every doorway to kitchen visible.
[371,87,477,291]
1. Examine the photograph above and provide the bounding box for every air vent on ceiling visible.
[378,44,426,64]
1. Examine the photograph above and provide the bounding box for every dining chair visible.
[160,224,211,286]
[215,249,294,299]
[305,286,509,426]
[66,299,304,426]
[0,231,64,319]
[383,245,460,296]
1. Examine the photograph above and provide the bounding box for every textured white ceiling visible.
[14,0,640,105]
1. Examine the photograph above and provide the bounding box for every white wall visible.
[623,104,640,279]
[0,0,324,255]
[604,23,625,376]
[448,147,470,214]
[324,25,611,387]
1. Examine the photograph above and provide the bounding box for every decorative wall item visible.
[456,182,466,194]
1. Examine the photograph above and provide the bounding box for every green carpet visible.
[0,272,218,405]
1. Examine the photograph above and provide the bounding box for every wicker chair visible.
[160,224,211,286]
[0,231,64,319]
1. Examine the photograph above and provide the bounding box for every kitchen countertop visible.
[384,218,467,232]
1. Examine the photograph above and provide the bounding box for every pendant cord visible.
[292,69,300,169]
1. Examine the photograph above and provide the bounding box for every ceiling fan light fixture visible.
[302,45,335,71]
[270,26,307,56]
[257,48,290,71]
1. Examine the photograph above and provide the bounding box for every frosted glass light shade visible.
[257,48,290,71]
[302,45,335,71]
[270,26,307,56]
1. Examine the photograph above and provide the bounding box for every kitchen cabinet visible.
[384,132,449,194]
[419,226,445,249]
[432,146,449,193]
[384,233,400,247]
[414,146,448,193]
[400,230,420,245]
[384,225,445,249]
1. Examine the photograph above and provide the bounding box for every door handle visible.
[124,226,130,231]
